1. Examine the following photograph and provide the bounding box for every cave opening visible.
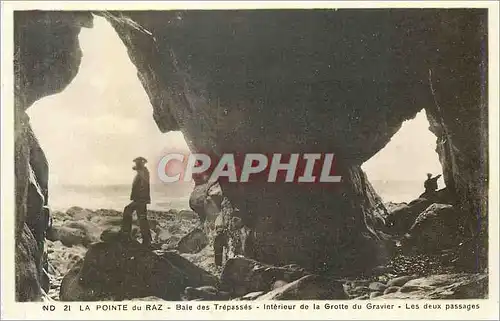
[362,109,445,205]
[26,15,194,212]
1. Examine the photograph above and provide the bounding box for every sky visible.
[27,15,443,201]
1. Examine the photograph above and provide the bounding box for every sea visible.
[47,179,434,212]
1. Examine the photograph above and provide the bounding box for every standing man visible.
[121,156,152,246]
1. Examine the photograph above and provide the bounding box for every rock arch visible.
[14,9,488,301]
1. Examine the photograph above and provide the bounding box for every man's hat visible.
[133,156,148,164]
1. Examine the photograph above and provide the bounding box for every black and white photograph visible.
[2,1,498,319]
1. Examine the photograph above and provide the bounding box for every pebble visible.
[371,265,392,275]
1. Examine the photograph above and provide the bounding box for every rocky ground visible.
[45,190,488,301]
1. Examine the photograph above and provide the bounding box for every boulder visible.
[14,119,52,302]
[403,204,462,253]
[100,225,143,244]
[104,9,488,273]
[167,224,184,235]
[59,259,96,301]
[184,286,217,300]
[419,188,456,205]
[256,275,347,300]
[89,215,122,227]
[272,280,289,290]
[99,227,123,242]
[220,257,307,297]
[47,219,102,247]
[177,210,198,220]
[177,228,209,254]
[160,236,181,250]
[189,181,222,224]
[156,229,172,243]
[14,10,488,300]
[375,273,488,299]
[60,240,219,301]
[383,286,400,295]
[46,225,93,247]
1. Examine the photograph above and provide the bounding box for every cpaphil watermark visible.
[157,153,342,184]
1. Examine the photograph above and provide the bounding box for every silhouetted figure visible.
[424,173,441,195]
[121,157,152,246]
